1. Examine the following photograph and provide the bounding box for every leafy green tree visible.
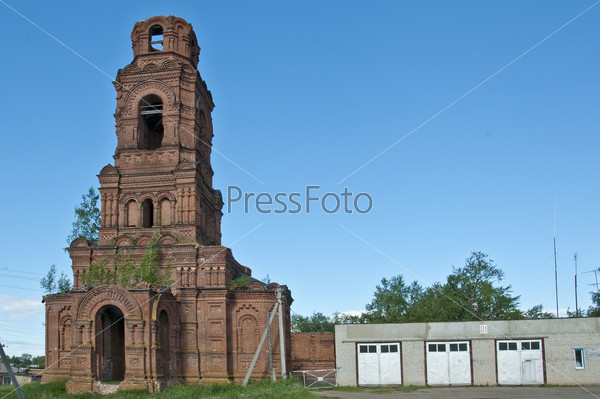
[291,311,367,332]
[587,291,600,317]
[229,275,252,290]
[362,252,522,323]
[40,265,71,294]
[363,275,423,323]
[332,312,367,325]
[66,187,100,245]
[40,265,57,294]
[291,312,336,333]
[57,272,72,293]
[524,304,555,319]
[410,282,464,322]
[32,355,45,369]
[21,353,32,367]
[82,233,171,289]
[566,307,585,318]
[444,252,522,320]
[10,354,32,368]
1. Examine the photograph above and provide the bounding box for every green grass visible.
[397,385,430,392]
[0,379,318,399]
[371,386,393,394]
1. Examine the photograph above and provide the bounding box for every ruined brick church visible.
[42,16,292,393]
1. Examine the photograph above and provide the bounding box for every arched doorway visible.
[159,310,170,378]
[95,305,125,382]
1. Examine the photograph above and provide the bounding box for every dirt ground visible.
[314,386,600,399]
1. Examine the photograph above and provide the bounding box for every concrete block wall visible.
[544,331,600,385]
[401,341,425,385]
[335,318,600,387]
[471,339,496,385]
[335,325,357,386]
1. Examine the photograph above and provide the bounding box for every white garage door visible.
[357,343,402,386]
[426,341,472,385]
[497,340,544,385]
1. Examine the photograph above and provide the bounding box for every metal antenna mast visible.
[574,253,579,316]
[553,198,559,318]
[554,237,559,317]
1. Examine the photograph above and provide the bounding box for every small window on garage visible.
[437,344,446,352]
[389,345,398,353]
[574,348,585,369]
[499,342,508,351]
[381,345,389,353]
[459,343,468,351]
[508,342,517,351]
[368,345,377,353]
[428,344,437,352]
[531,341,540,350]
[359,345,368,353]
[450,343,458,352]
[522,342,531,350]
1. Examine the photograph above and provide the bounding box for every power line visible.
[0,273,41,282]
[0,284,44,293]
[0,268,45,276]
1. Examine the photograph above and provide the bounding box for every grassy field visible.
[0,379,318,399]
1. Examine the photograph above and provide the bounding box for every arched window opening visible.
[126,200,137,227]
[150,25,163,51]
[95,306,125,382]
[159,198,171,225]
[138,94,164,150]
[159,310,170,378]
[142,199,154,228]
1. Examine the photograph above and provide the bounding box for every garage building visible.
[335,317,600,386]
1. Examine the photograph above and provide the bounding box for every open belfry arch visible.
[42,16,292,393]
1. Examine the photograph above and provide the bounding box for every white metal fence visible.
[291,369,337,389]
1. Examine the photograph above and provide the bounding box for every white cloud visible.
[0,295,44,321]
[0,295,45,357]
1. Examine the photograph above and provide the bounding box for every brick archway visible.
[95,305,125,382]
[76,286,143,321]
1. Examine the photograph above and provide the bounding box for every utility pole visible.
[243,302,280,387]
[276,287,287,379]
[266,308,275,381]
[574,253,579,316]
[0,339,25,399]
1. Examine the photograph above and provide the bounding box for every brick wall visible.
[291,332,335,370]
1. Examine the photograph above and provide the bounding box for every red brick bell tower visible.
[99,15,221,247]
[42,16,292,393]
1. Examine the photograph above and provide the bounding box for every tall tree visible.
[363,275,423,323]
[66,187,100,245]
[587,291,600,317]
[362,252,523,323]
[444,252,522,320]
[291,312,335,333]
[32,355,45,369]
[523,304,555,319]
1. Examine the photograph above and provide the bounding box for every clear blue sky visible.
[1,1,599,357]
